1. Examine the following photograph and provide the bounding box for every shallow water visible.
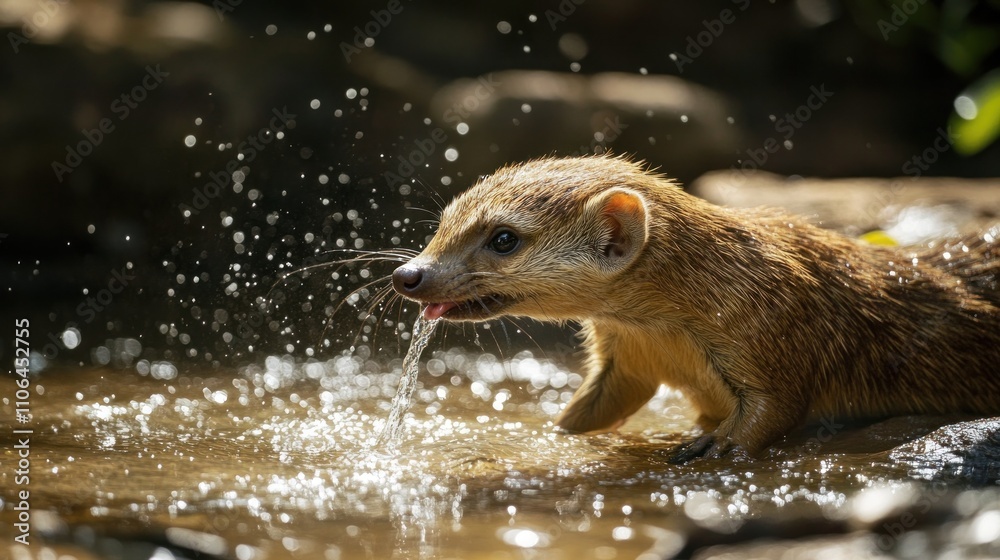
[2,339,998,559]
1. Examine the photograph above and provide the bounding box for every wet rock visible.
[888,418,1000,485]
[774,415,1000,485]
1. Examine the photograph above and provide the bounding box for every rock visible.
[428,70,743,182]
[691,171,1000,242]
[888,418,1000,485]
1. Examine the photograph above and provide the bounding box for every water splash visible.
[375,314,439,448]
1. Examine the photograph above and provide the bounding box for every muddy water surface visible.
[5,336,999,559]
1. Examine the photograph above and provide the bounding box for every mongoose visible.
[391,155,1000,461]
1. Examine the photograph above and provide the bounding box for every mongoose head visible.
[392,156,652,321]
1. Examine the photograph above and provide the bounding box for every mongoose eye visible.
[488,230,520,255]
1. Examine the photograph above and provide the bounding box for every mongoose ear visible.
[593,188,648,264]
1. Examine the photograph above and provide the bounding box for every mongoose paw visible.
[667,434,715,463]
[668,434,750,463]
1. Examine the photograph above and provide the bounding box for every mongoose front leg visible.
[556,359,660,433]
[668,392,809,462]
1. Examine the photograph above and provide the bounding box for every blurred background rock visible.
[1,0,999,370]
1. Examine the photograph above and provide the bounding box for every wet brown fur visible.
[395,155,1000,460]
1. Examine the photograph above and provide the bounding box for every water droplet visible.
[558,33,588,61]
[94,346,111,365]
[444,148,459,162]
[265,24,277,36]
[954,95,978,120]
[612,526,634,541]
[61,328,81,349]
[310,99,321,110]
[497,21,512,34]
[184,135,196,147]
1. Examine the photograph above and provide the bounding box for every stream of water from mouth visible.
[374,314,439,448]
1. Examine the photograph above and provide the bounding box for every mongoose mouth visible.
[421,294,512,321]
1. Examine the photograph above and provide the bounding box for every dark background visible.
[2,0,999,371]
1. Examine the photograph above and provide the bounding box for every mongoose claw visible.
[667,433,716,463]
[668,434,750,463]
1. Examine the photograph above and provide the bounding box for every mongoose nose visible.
[392,265,424,295]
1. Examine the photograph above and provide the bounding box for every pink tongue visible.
[423,302,458,320]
